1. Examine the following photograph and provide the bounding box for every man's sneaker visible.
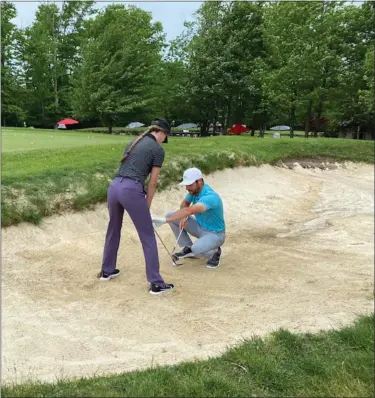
[206,247,223,269]
[98,269,120,281]
[149,283,175,295]
[173,246,195,259]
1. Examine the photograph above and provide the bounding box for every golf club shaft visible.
[153,227,173,257]
[172,228,184,254]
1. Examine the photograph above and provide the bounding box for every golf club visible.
[170,217,189,266]
[153,227,183,266]
[171,228,184,267]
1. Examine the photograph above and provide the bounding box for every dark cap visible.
[151,117,170,143]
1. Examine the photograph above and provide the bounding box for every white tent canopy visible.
[126,122,145,128]
[270,125,290,131]
[176,123,198,129]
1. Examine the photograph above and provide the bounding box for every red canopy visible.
[57,118,79,125]
[228,124,248,134]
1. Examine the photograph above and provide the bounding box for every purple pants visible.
[101,176,165,285]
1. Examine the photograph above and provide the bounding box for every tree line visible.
[1,1,374,138]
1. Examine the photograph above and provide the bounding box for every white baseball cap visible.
[179,167,203,186]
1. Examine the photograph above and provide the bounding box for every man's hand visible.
[152,216,166,228]
[179,217,188,230]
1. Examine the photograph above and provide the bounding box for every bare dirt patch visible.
[2,162,374,383]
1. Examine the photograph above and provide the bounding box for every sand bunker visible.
[2,162,374,383]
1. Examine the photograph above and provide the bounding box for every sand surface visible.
[2,162,374,383]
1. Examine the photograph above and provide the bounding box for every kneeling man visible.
[152,167,225,268]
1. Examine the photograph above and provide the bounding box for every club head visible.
[172,255,183,267]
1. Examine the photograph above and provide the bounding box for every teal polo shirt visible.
[185,183,225,233]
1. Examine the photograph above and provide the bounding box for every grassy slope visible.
[2,134,374,227]
[2,314,373,397]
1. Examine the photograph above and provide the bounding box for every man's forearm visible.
[166,207,191,222]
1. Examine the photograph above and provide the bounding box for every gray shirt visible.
[116,134,165,186]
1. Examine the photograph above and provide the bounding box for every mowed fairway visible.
[1,127,130,152]
[0,126,297,154]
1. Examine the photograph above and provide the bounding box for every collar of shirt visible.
[193,183,208,199]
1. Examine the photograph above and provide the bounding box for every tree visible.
[21,1,95,127]
[53,1,96,116]
[182,1,228,135]
[152,59,190,122]
[72,4,165,133]
[359,48,374,122]
[178,1,265,135]
[262,2,330,137]
[1,1,26,126]
[328,2,374,137]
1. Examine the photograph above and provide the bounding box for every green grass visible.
[2,314,373,397]
[1,128,374,227]
[78,126,201,133]
[1,127,133,152]
[77,126,145,132]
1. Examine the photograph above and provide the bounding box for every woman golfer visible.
[99,118,175,295]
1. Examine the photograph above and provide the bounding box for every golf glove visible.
[152,216,166,227]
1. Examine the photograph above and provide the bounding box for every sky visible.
[12,1,203,42]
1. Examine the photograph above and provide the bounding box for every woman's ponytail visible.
[119,125,164,163]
